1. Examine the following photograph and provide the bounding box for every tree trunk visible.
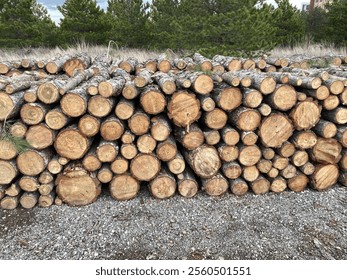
[109,173,140,201]
[291,150,309,167]
[167,152,186,175]
[290,100,321,130]
[270,176,287,193]
[251,175,270,195]
[120,143,138,160]
[0,90,25,120]
[155,135,177,162]
[230,178,249,196]
[222,161,242,179]
[19,176,40,192]
[238,145,262,167]
[312,138,342,164]
[59,68,94,95]
[19,191,39,209]
[217,143,239,162]
[63,53,91,77]
[110,156,129,175]
[45,107,70,131]
[177,168,198,198]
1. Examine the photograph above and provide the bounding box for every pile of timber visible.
[1,52,347,209]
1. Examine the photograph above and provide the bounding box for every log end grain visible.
[110,174,140,201]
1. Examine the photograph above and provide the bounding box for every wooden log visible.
[96,141,119,163]
[203,129,220,146]
[312,138,342,164]
[87,95,115,118]
[230,178,249,196]
[20,102,51,125]
[248,73,276,94]
[198,95,215,112]
[321,107,347,124]
[118,57,138,74]
[242,88,263,108]
[130,153,161,181]
[38,182,54,196]
[60,85,90,118]
[339,88,347,105]
[149,167,177,199]
[267,167,279,178]
[137,134,157,154]
[323,78,345,95]
[37,80,65,104]
[128,110,150,136]
[55,126,91,160]
[299,162,316,175]
[0,91,25,120]
[100,116,125,141]
[109,173,140,201]
[59,68,94,95]
[97,164,114,184]
[212,55,242,71]
[78,114,100,137]
[134,68,152,88]
[45,107,70,131]
[140,85,166,114]
[56,165,101,206]
[48,156,63,175]
[115,98,135,120]
[221,72,241,87]
[82,144,102,172]
[19,191,39,209]
[201,172,229,196]
[220,126,239,146]
[144,59,157,72]
[9,121,27,138]
[312,164,339,191]
[272,155,289,170]
[183,145,221,179]
[251,175,270,195]
[312,120,337,138]
[19,176,40,192]
[222,161,242,179]
[238,145,261,167]
[155,135,177,162]
[323,95,339,111]
[259,113,294,148]
[173,58,187,70]
[25,124,55,150]
[270,176,287,193]
[280,164,297,179]
[122,81,139,100]
[167,152,186,175]
[242,165,260,182]
[265,84,297,111]
[291,150,309,167]
[185,72,214,95]
[287,172,308,192]
[110,156,129,175]
[266,72,289,84]
[262,148,275,160]
[0,62,13,74]
[336,126,347,148]
[299,76,322,89]
[217,144,239,162]
[175,123,204,150]
[257,159,273,174]
[229,106,261,132]
[121,130,135,144]
[1,195,19,210]
[193,53,213,71]
[38,192,55,208]
[150,114,172,142]
[291,130,318,149]
[157,55,171,73]
[0,139,17,160]
[5,80,32,94]
[63,53,91,77]
[46,54,73,74]
[153,72,176,95]
[241,131,258,146]
[167,90,201,128]
[303,86,330,101]
[290,100,321,130]
[98,77,125,98]
[87,75,107,96]
[258,103,272,117]
[120,143,138,160]
[0,185,6,200]
[212,84,242,111]
[5,181,21,197]
[17,149,52,176]
[24,86,38,103]
[54,196,63,206]
[177,169,198,198]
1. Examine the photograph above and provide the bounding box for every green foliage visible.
[0,0,58,48]
[325,0,347,46]
[305,7,328,43]
[0,122,31,154]
[58,0,111,45]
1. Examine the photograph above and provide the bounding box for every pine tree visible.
[325,0,347,46]
[107,0,150,48]
[305,7,328,43]
[58,0,111,45]
[0,0,57,47]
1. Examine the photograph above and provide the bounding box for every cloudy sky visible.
[38,0,306,24]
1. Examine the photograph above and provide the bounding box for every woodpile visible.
[1,52,347,209]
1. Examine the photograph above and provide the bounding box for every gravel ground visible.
[0,186,347,260]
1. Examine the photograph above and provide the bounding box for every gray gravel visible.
[0,186,347,260]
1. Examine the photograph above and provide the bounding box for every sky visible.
[37,0,306,24]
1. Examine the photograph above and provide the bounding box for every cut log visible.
[212,84,242,111]
[56,165,101,206]
[222,161,242,179]
[238,145,261,166]
[9,121,27,138]
[221,126,240,146]
[175,123,204,150]
[290,100,321,130]
[128,110,150,136]
[287,172,308,192]
[149,167,176,199]
[130,153,161,181]
[0,62,12,74]
[39,170,54,184]
[265,84,297,111]
[19,191,39,209]
[96,141,119,163]
[198,95,215,112]
[251,175,270,195]
[38,192,55,208]
[336,126,347,148]
[272,155,289,170]
[221,72,241,87]
[177,169,198,198]
[97,164,114,184]
[46,54,73,74]
[0,185,6,200]
[87,75,107,96]
[157,55,171,73]
[118,57,138,74]
[203,129,221,146]
[120,143,138,160]
[48,156,63,174]
[5,182,21,197]
[299,162,316,175]
[312,120,337,138]
[5,80,32,94]
[58,68,94,95]
[63,53,91,77]
[203,108,228,130]
[156,135,177,162]
[100,116,125,141]
[17,149,52,176]
[242,88,263,108]
[339,88,347,105]
[153,72,176,95]
[291,150,309,167]
[0,91,25,121]
[167,91,201,128]
[303,86,330,101]
[37,81,64,104]
[24,86,38,103]
[243,165,260,182]
[259,113,294,148]
[312,138,342,164]
[258,103,272,117]
[321,107,347,124]
[241,131,258,146]
[201,172,229,196]
[229,107,261,132]
[98,77,125,97]
[134,69,152,88]
[230,178,249,196]
[281,164,297,179]
[109,173,140,201]
[121,130,135,144]
[322,95,339,111]
[291,130,318,149]
[193,53,213,71]
[257,159,272,174]
[185,72,214,95]
[45,107,70,130]
[19,176,40,192]
[82,145,102,172]
[212,55,242,71]
[267,167,279,178]
[60,86,89,118]
[1,196,19,210]
[122,81,139,100]
[25,124,55,150]
[115,98,135,120]
[88,95,115,118]
[0,139,17,160]
[110,156,129,175]
[323,78,344,95]
[140,85,166,114]
[262,148,275,160]
[250,73,276,94]
[184,145,221,179]
[150,114,172,142]
[217,144,239,162]
[167,152,186,175]
[312,164,339,191]
[270,176,287,193]
[38,182,54,196]
[54,126,91,160]
[78,114,100,137]
[137,134,157,154]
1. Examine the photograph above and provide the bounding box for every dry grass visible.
[0,42,346,62]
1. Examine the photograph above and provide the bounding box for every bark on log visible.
[98,77,125,98]
[59,68,94,95]
[312,120,337,138]
[321,107,347,124]
[198,95,215,112]
[46,54,73,74]
[193,53,213,71]
[291,130,318,149]
[134,69,152,88]
[153,72,176,95]
[336,126,347,148]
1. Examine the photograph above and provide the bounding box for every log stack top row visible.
[1,52,347,209]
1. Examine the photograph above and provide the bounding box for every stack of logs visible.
[1,52,347,209]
